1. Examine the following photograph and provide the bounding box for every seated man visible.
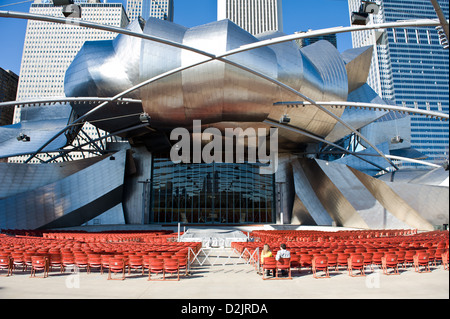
[275,243,291,276]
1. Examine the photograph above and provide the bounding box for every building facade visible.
[348,0,449,166]
[294,31,337,49]
[11,0,129,163]
[126,0,174,22]
[217,0,283,35]
[0,68,18,126]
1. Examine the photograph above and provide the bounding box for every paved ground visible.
[0,253,448,300]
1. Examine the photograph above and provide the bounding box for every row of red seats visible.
[0,232,201,280]
[234,230,449,279]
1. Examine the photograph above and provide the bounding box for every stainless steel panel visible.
[350,166,435,231]
[0,150,127,229]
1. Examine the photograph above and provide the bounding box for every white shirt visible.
[275,249,291,261]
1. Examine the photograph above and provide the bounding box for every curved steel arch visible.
[0,97,142,109]
[275,101,450,121]
[0,11,443,167]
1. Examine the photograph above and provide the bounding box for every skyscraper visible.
[217,0,283,35]
[12,0,129,163]
[126,0,174,22]
[0,68,18,126]
[294,30,337,49]
[348,0,449,166]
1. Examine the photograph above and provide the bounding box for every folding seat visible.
[30,256,49,278]
[61,254,75,273]
[261,256,277,280]
[128,256,144,275]
[347,254,365,277]
[11,252,26,272]
[325,253,338,271]
[0,255,12,276]
[362,252,373,271]
[164,259,180,281]
[442,252,448,270]
[148,259,165,281]
[275,258,292,280]
[414,252,431,273]
[48,254,62,272]
[395,251,406,269]
[74,255,89,273]
[312,256,329,279]
[433,248,445,267]
[404,250,416,267]
[371,252,385,269]
[336,253,350,271]
[87,254,102,274]
[108,257,126,280]
[382,254,399,275]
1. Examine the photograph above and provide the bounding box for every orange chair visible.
[0,256,12,277]
[11,252,26,273]
[362,252,373,271]
[74,255,89,273]
[299,254,313,273]
[404,250,416,267]
[414,253,431,273]
[128,256,144,275]
[442,252,448,270]
[382,254,399,275]
[108,257,126,280]
[148,259,165,281]
[312,256,329,279]
[347,254,365,277]
[371,252,385,269]
[262,257,277,280]
[164,259,180,281]
[30,256,49,278]
[61,254,75,273]
[276,258,292,279]
[87,254,102,274]
[336,253,350,271]
[326,253,338,272]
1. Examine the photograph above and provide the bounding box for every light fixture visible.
[280,114,291,124]
[391,136,404,144]
[351,1,380,26]
[139,112,151,124]
[52,0,81,19]
[16,133,31,142]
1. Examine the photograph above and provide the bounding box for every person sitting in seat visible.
[275,243,291,276]
[261,244,273,276]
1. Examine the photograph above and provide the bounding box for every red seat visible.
[404,250,416,267]
[442,252,448,270]
[262,257,277,280]
[362,252,373,270]
[108,257,126,280]
[164,259,180,281]
[74,255,89,273]
[382,254,399,275]
[148,259,165,281]
[414,253,431,273]
[348,254,365,277]
[299,254,313,272]
[312,256,329,279]
[276,258,292,279]
[30,256,49,278]
[326,253,338,271]
[336,253,350,271]
[11,252,26,273]
[128,256,144,275]
[0,256,12,277]
[87,254,102,274]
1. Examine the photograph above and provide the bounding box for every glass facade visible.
[150,157,275,224]
[349,0,449,166]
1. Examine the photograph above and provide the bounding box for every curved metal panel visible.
[0,150,127,230]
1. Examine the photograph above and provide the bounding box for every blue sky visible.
[0,0,353,75]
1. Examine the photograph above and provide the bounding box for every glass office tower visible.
[126,0,174,22]
[348,0,449,165]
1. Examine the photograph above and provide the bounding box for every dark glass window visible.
[150,157,275,224]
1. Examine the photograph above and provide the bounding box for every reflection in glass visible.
[150,157,275,224]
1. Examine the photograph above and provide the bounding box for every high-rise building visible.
[12,0,129,163]
[294,30,337,49]
[0,68,19,126]
[217,0,283,35]
[348,0,449,165]
[126,0,174,22]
